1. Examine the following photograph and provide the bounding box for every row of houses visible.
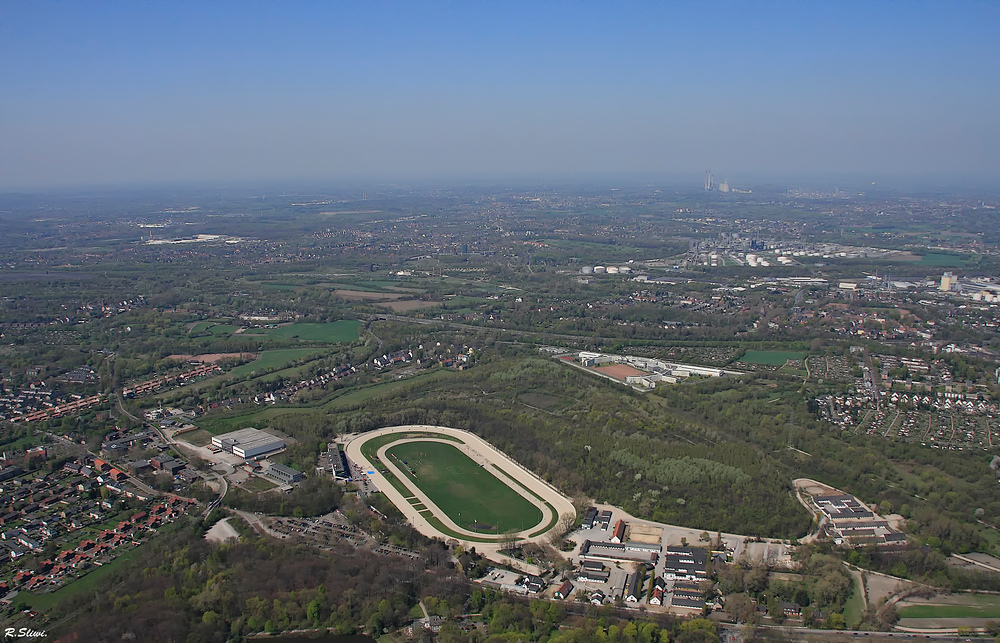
[122,363,221,398]
[14,393,105,423]
[7,497,196,594]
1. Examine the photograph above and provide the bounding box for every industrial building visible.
[264,462,304,485]
[212,428,285,460]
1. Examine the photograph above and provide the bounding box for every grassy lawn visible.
[898,594,1000,619]
[244,476,277,492]
[739,350,806,366]
[843,576,866,627]
[228,348,330,377]
[265,320,362,343]
[386,441,542,534]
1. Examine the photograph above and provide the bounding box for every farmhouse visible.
[610,519,626,543]
[554,580,574,600]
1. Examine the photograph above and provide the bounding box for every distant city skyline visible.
[2,1,998,190]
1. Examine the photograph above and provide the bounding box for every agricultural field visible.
[385,440,542,534]
[264,320,361,343]
[739,350,806,366]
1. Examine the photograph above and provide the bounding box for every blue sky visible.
[2,1,998,189]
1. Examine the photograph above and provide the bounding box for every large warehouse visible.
[211,428,285,459]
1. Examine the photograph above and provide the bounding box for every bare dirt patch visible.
[627,522,663,544]
[593,364,647,379]
[166,352,255,363]
[793,479,839,496]
[379,300,441,312]
[865,571,918,603]
[204,518,239,543]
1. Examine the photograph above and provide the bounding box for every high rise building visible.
[940,272,956,291]
[704,170,714,191]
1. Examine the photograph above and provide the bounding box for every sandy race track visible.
[344,425,576,555]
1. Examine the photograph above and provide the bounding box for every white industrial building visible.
[212,428,285,459]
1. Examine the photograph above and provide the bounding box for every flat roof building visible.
[212,428,285,460]
[264,462,303,485]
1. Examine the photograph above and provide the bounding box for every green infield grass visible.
[739,350,805,366]
[386,440,542,534]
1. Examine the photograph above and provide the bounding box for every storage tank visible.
[594,266,607,274]
[606,266,620,274]
[580,266,594,275]
[618,266,632,274]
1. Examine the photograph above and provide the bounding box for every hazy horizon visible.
[2,1,998,191]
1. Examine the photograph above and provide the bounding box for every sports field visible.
[593,363,648,379]
[386,440,542,534]
[739,350,805,366]
[266,320,361,343]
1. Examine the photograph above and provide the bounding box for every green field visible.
[190,321,238,336]
[386,441,542,534]
[322,370,456,410]
[265,320,361,343]
[739,350,805,366]
[916,252,968,267]
[898,594,1000,619]
[228,348,329,377]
